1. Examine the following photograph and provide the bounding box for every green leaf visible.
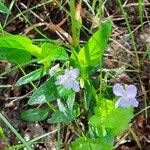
[0,47,31,64]
[47,98,79,124]
[0,2,9,14]
[47,111,67,124]
[47,109,80,124]
[21,108,49,122]
[104,108,134,135]
[0,23,3,32]
[89,104,134,136]
[38,43,69,67]
[71,137,113,150]
[57,99,73,123]
[28,78,58,105]
[16,68,46,86]
[57,86,75,110]
[89,100,114,128]
[0,35,41,58]
[77,19,112,68]
[66,91,75,111]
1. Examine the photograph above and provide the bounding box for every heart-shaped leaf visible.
[16,68,46,86]
[71,19,112,71]
[0,35,41,57]
[78,19,112,67]
[21,108,49,122]
[28,78,58,105]
[38,43,69,67]
[0,47,31,64]
[47,111,67,124]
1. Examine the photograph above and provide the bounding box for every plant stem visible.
[118,0,148,118]
[0,127,12,150]
[70,0,80,47]
[57,123,61,150]
[128,126,141,149]
[3,0,15,28]
[0,113,32,150]
[118,0,140,68]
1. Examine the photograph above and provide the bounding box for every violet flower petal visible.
[115,97,131,108]
[62,78,80,92]
[126,85,137,98]
[115,97,123,108]
[130,97,139,107]
[65,69,79,78]
[72,80,80,92]
[62,79,73,89]
[113,83,126,97]
[115,97,139,108]
[55,75,65,85]
[55,68,80,92]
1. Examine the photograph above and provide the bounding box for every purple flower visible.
[113,83,139,108]
[55,68,80,92]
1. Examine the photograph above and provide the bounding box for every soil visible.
[0,0,150,149]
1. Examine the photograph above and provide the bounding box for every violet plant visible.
[0,18,139,150]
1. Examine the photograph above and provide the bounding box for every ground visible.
[0,0,150,150]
